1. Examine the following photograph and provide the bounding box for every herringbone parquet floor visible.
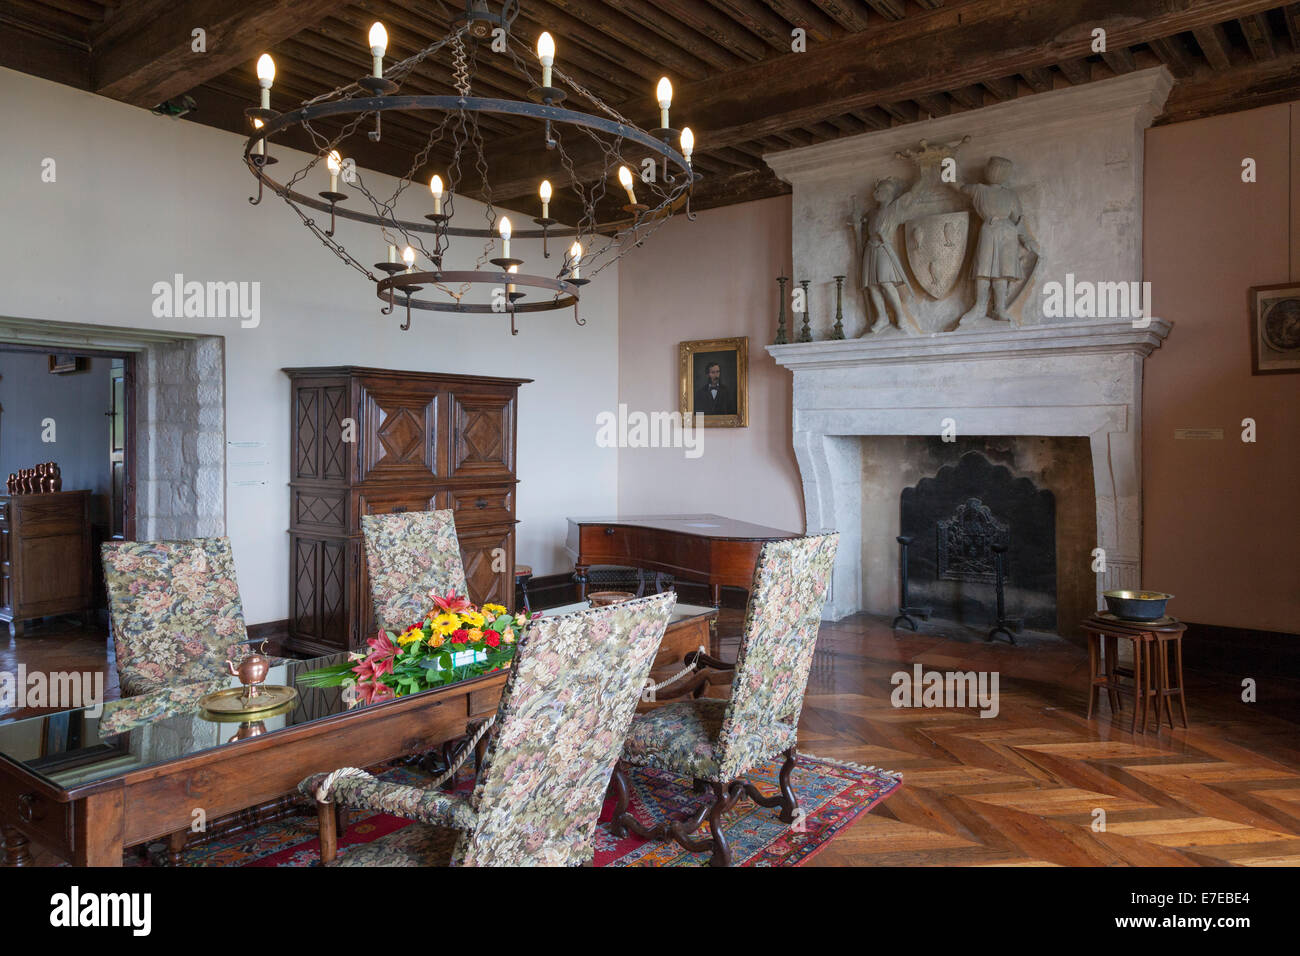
[745,614,1300,867]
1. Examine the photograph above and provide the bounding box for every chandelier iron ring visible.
[243,94,694,240]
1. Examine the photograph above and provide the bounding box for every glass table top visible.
[0,599,717,792]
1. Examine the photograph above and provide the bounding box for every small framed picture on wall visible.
[679,337,748,428]
[1248,283,1300,374]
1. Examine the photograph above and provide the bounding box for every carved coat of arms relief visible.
[849,137,1041,336]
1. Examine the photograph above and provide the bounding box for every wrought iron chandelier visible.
[244,0,698,334]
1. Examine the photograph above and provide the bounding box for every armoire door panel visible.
[357,382,440,481]
[449,392,514,478]
[458,527,514,610]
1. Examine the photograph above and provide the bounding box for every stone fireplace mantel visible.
[764,67,1176,623]
[769,318,1171,619]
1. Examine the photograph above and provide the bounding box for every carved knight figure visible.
[853,176,921,333]
[958,156,1038,325]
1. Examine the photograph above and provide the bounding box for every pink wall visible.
[1143,103,1300,633]
[617,195,805,533]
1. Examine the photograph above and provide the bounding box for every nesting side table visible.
[1081,614,1187,733]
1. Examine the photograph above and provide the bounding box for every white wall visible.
[0,67,620,624]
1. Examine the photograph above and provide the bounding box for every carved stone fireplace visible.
[765,70,1175,624]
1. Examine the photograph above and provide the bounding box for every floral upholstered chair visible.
[301,591,676,866]
[101,537,251,697]
[361,510,469,633]
[609,532,839,866]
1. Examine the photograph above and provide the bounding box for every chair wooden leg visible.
[692,777,707,793]
[707,782,733,867]
[608,764,631,839]
[740,748,801,823]
[316,800,339,864]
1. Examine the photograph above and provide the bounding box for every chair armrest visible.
[299,771,477,831]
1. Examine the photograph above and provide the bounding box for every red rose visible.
[485,632,501,647]
[451,629,469,643]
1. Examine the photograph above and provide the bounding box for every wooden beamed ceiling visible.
[4,0,1300,218]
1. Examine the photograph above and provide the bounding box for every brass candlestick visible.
[797,279,813,343]
[831,275,846,340]
[774,276,789,345]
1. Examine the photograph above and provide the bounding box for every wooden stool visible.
[514,564,533,613]
[1081,615,1186,733]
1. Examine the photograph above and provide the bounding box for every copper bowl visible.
[587,590,636,607]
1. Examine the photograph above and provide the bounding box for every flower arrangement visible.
[297,592,533,705]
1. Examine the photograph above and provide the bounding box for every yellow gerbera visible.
[396,625,423,646]
[482,603,507,618]
[430,613,459,636]
[460,610,485,628]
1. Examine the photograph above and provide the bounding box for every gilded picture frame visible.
[1248,283,1300,374]
[679,337,748,428]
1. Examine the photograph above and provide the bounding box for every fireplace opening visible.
[860,435,1096,639]
[902,452,1056,631]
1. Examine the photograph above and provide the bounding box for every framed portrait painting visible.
[679,337,748,428]
[1249,284,1300,374]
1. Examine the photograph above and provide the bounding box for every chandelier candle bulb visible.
[537,32,555,88]
[256,54,275,109]
[680,126,694,166]
[387,244,396,264]
[430,174,444,215]
[402,246,415,273]
[499,216,512,258]
[368,22,388,78]
[657,77,672,128]
[569,241,582,279]
[618,165,637,205]
[326,150,342,193]
[539,180,552,218]
[252,118,265,156]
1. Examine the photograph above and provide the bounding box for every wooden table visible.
[0,603,717,866]
[566,514,798,606]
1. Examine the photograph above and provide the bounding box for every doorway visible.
[0,345,136,634]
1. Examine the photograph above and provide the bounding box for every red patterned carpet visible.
[133,753,900,867]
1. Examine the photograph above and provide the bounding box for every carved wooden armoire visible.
[283,366,529,656]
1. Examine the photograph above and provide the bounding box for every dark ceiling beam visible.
[702,0,804,52]
[1148,35,1197,78]
[1019,67,1055,92]
[1100,46,1138,74]
[1159,48,1300,124]
[535,0,713,79]
[861,0,906,20]
[1238,13,1277,60]
[1285,4,1300,52]
[805,0,870,34]
[0,12,90,89]
[980,75,1019,99]
[1055,57,1093,85]
[1192,22,1234,70]
[91,0,340,107]
[685,0,1284,147]
[602,0,750,70]
[765,0,845,41]
[642,0,773,59]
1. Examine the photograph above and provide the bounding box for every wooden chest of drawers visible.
[0,491,92,636]
[283,366,530,656]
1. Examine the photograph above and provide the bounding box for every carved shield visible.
[904,211,969,299]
